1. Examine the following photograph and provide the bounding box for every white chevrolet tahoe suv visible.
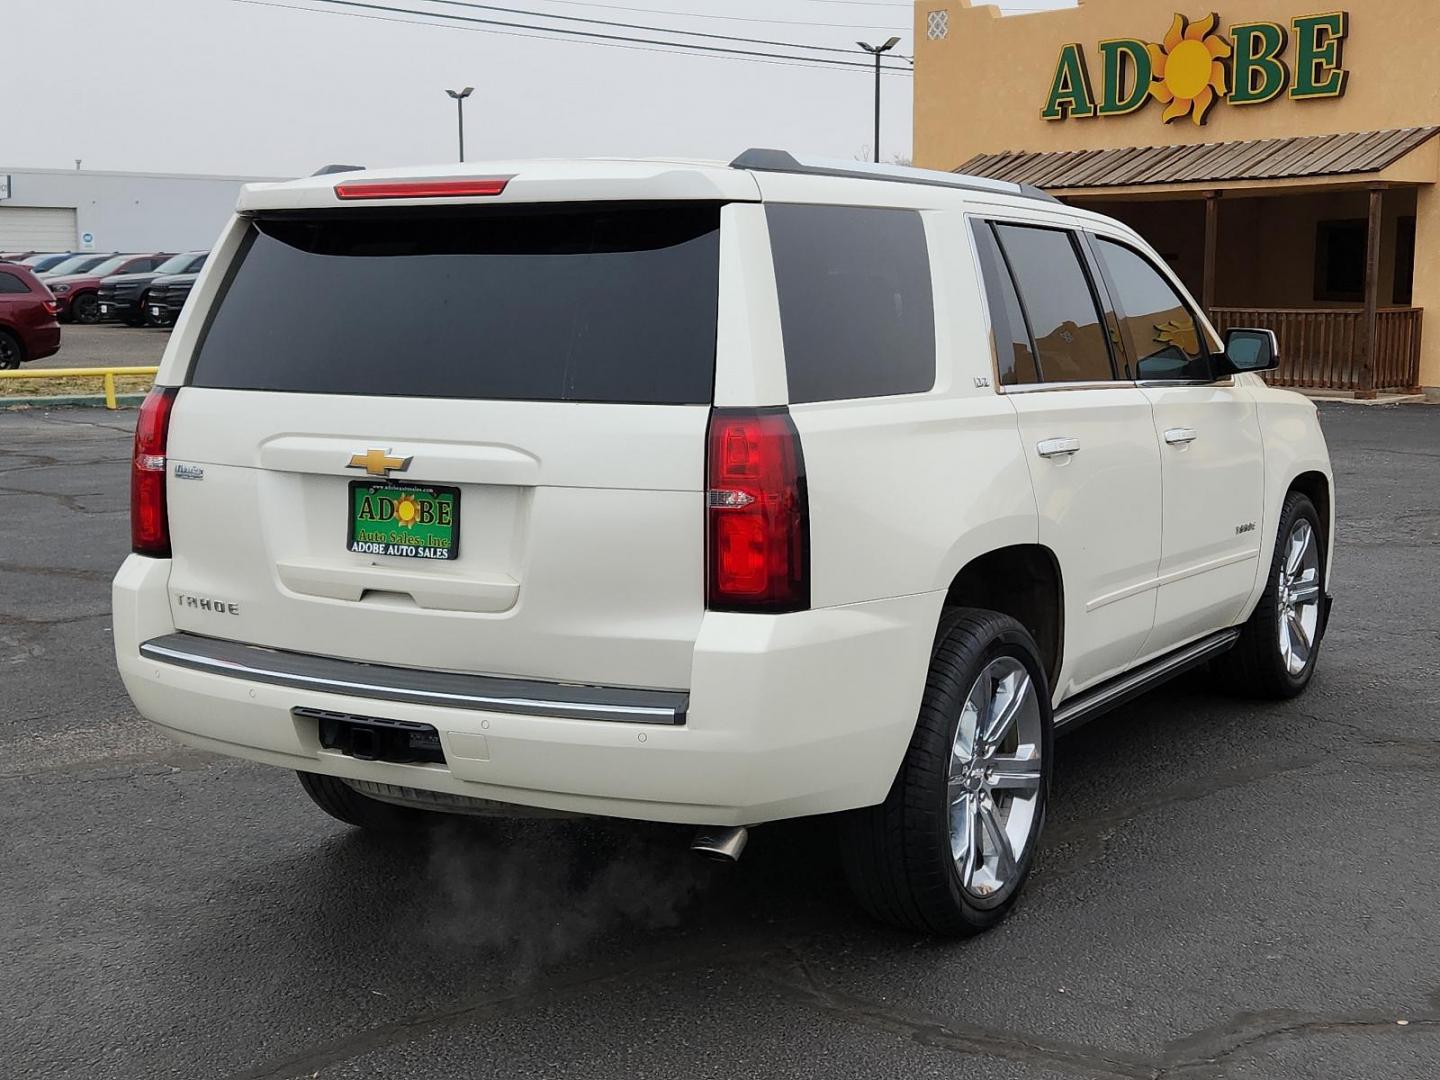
[113,151,1334,936]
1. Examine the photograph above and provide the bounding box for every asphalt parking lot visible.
[28,323,171,370]
[3,402,1438,1080]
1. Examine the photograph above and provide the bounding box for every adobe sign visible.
[1042,10,1350,126]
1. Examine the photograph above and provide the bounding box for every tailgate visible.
[162,201,722,690]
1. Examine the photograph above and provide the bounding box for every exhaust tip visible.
[690,825,748,863]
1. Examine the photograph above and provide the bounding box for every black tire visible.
[296,771,434,833]
[71,292,101,324]
[840,608,1053,936]
[1213,492,1326,699]
[0,329,21,370]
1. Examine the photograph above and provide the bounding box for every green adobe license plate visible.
[348,481,460,561]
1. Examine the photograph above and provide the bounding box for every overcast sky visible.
[6,0,1073,178]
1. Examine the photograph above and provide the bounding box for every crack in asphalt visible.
[0,456,123,477]
[0,485,115,514]
[218,941,773,1080]
[768,952,1440,1080]
[1043,752,1329,855]
[765,949,1156,1079]
[0,561,115,583]
[0,611,109,630]
[1154,1008,1440,1077]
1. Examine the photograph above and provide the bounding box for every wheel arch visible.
[942,544,1064,690]
[1287,470,1332,561]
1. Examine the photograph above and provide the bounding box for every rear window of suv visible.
[188,203,721,404]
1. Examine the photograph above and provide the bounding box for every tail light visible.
[706,408,810,613]
[131,387,178,557]
[42,300,59,316]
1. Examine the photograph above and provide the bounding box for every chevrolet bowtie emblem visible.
[347,448,413,477]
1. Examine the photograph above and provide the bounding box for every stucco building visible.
[914,0,1440,398]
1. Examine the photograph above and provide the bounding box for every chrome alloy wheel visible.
[1277,518,1322,676]
[947,656,1044,900]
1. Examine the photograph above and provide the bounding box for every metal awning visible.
[958,127,1440,190]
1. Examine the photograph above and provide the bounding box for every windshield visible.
[87,256,132,276]
[190,205,720,404]
[46,254,108,276]
[156,252,200,274]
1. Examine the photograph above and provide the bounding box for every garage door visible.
[0,206,78,252]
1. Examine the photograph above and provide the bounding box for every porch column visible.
[1414,185,1440,398]
[1359,187,1384,400]
[1202,191,1219,314]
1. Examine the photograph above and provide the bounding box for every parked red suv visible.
[46,253,170,324]
[0,263,62,368]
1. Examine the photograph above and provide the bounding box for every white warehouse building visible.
[0,167,279,254]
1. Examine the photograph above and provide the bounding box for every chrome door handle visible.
[1164,427,1199,446]
[1036,437,1081,459]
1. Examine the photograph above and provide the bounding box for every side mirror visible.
[1221,328,1280,375]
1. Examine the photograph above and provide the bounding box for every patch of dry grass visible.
[0,374,154,399]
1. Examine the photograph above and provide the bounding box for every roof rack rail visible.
[729,148,1058,203]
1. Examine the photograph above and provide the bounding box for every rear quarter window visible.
[766,204,936,404]
[187,203,722,404]
[0,272,31,294]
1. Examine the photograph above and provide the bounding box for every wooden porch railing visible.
[1208,307,1423,394]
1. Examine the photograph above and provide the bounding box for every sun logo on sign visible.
[1148,12,1232,126]
[393,494,420,529]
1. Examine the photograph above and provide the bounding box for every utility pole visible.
[445,87,474,162]
[857,38,900,163]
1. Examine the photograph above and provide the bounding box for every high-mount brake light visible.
[333,178,511,200]
[131,386,179,558]
[705,408,810,614]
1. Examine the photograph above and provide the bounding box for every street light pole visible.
[445,87,474,162]
[856,38,901,164]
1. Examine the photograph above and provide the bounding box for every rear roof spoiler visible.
[729,148,1058,203]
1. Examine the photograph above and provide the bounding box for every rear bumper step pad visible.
[138,632,687,725]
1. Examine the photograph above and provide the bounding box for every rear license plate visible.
[347,481,460,561]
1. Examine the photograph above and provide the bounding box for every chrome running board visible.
[1053,628,1241,735]
[138,632,688,725]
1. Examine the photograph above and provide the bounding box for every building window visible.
[1314,220,1367,303]
[927,10,949,40]
[1394,216,1416,306]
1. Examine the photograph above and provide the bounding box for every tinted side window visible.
[1094,237,1212,381]
[971,221,1040,386]
[0,272,30,294]
[993,224,1115,383]
[767,204,935,403]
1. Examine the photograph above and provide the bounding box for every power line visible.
[232,0,913,73]
[285,0,912,70]
[516,0,909,32]
[419,0,870,54]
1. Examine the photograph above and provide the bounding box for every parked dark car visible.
[0,262,62,368]
[144,253,210,326]
[101,251,207,327]
[46,253,170,324]
[17,253,77,274]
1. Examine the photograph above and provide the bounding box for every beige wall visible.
[913,0,1440,389]
[914,0,1440,168]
